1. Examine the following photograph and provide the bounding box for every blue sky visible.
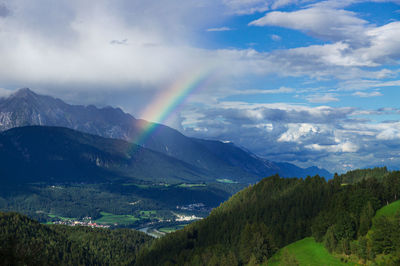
[0,0,400,173]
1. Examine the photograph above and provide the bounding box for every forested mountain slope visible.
[137,169,400,265]
[0,125,212,185]
[269,198,400,265]
[0,212,152,265]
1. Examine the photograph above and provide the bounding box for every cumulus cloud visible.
[278,123,320,143]
[249,7,369,45]
[246,4,400,81]
[181,101,400,172]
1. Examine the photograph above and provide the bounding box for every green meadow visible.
[94,211,139,225]
[374,199,400,219]
[267,237,356,266]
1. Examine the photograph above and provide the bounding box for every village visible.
[52,217,111,228]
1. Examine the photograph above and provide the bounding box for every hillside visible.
[338,167,390,184]
[268,199,400,266]
[136,175,331,265]
[267,237,354,266]
[0,212,152,265]
[136,169,400,265]
[0,125,212,185]
[374,199,400,219]
[0,88,331,181]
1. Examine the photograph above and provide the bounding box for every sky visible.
[0,0,400,173]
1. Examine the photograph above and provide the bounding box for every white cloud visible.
[181,100,400,172]
[206,26,232,32]
[232,86,294,95]
[0,0,223,91]
[221,0,305,14]
[222,0,269,14]
[353,91,383,97]
[306,93,339,103]
[271,0,300,9]
[249,7,369,44]
[278,123,320,142]
[0,88,12,98]
[376,123,400,140]
[306,142,359,153]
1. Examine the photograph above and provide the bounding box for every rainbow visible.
[132,67,215,147]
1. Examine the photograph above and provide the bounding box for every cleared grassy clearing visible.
[374,199,400,219]
[267,237,356,266]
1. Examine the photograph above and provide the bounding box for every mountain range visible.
[0,88,331,182]
[0,126,212,185]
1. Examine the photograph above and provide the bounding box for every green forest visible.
[136,167,400,265]
[2,167,400,265]
[0,212,152,265]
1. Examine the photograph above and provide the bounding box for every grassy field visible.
[267,237,356,266]
[374,199,400,219]
[95,211,139,225]
[158,224,186,233]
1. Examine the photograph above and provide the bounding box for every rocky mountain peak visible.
[10,88,37,99]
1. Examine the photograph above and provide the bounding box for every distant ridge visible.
[0,88,332,181]
[0,125,213,185]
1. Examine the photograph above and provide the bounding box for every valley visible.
[0,180,237,235]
